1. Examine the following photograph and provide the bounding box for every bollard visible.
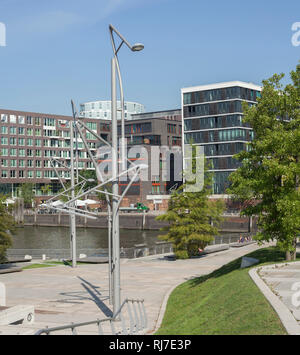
[0,283,6,307]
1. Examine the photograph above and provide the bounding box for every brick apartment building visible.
[0,108,183,210]
[0,109,111,197]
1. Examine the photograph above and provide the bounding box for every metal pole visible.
[70,119,77,268]
[114,56,126,172]
[111,57,120,316]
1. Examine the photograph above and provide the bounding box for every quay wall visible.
[23,213,257,233]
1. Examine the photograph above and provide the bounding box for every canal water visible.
[8,226,245,259]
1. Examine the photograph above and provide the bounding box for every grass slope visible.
[156,247,296,335]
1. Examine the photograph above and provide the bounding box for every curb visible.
[249,265,300,335]
[150,279,186,335]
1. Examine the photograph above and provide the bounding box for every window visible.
[27,128,33,136]
[27,171,34,178]
[1,170,8,178]
[35,117,41,125]
[10,115,17,123]
[87,122,97,131]
[9,137,17,145]
[18,127,25,135]
[1,137,8,145]
[19,160,25,167]
[35,129,41,136]
[19,171,24,178]
[167,124,177,134]
[44,117,55,126]
[27,138,33,146]
[19,149,25,157]
[1,159,8,167]
[10,127,16,135]
[10,160,17,167]
[1,126,7,134]
[26,116,33,125]
[10,148,17,156]
[152,184,160,194]
[10,170,16,178]
[1,114,8,123]
[18,116,25,124]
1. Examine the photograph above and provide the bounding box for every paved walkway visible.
[0,242,269,335]
[255,261,300,334]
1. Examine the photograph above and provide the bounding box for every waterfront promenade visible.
[0,242,270,335]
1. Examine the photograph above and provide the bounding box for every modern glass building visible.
[80,100,145,120]
[181,81,262,195]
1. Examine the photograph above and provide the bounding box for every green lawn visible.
[156,247,298,335]
[22,263,57,270]
[22,260,90,270]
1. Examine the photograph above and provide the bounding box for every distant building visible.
[0,108,111,197]
[181,81,262,195]
[0,107,182,211]
[116,109,183,210]
[80,100,145,120]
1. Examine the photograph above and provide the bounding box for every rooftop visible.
[181,81,262,94]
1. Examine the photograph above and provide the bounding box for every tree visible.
[58,170,99,202]
[0,195,15,263]
[19,183,35,208]
[228,64,300,261]
[157,157,224,259]
[41,184,52,196]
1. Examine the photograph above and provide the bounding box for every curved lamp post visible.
[109,24,144,170]
[109,24,144,316]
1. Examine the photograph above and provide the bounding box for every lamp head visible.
[131,43,144,52]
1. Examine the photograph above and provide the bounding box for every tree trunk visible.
[286,251,292,261]
[286,238,297,261]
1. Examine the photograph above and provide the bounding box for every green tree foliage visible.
[19,183,35,208]
[228,64,300,261]
[41,184,52,196]
[0,195,15,263]
[58,170,101,202]
[157,158,224,259]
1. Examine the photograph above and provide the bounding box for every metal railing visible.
[35,299,147,335]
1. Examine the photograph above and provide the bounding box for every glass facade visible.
[183,83,261,194]
[183,100,243,118]
[80,100,145,120]
[184,128,252,144]
[183,86,261,105]
[184,114,250,130]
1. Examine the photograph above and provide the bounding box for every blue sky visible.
[0,0,299,115]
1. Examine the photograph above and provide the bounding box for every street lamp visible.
[109,24,144,171]
[109,24,144,317]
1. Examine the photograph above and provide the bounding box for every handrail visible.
[35,298,146,335]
